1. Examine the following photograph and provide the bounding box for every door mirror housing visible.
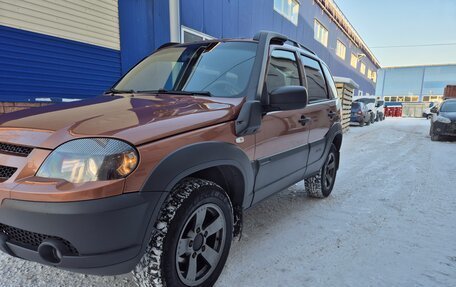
[430,106,438,113]
[267,86,308,111]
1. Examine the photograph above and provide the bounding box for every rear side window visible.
[300,55,328,102]
[266,50,301,93]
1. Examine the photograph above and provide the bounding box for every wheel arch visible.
[141,141,255,210]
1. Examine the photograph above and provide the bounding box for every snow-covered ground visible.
[1,118,455,287]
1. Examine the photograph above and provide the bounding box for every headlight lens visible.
[36,138,138,183]
[436,116,451,124]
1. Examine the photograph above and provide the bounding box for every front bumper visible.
[0,192,165,275]
[433,121,456,136]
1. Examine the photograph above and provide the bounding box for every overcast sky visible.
[334,0,456,67]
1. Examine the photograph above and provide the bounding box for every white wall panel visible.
[0,0,120,50]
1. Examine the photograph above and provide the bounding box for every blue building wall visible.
[180,0,378,96]
[0,25,121,102]
[118,0,170,74]
[0,0,378,103]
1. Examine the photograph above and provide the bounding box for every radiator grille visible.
[0,142,33,157]
[0,165,17,181]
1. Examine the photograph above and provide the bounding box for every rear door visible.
[253,48,311,203]
[300,56,338,175]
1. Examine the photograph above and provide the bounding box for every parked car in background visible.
[0,31,343,287]
[423,102,438,119]
[350,102,371,126]
[430,99,456,141]
[354,96,377,123]
[375,100,385,121]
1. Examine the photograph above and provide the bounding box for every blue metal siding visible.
[118,0,170,74]
[0,25,121,102]
[180,0,377,95]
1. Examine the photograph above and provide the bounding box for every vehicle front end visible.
[431,100,456,138]
[0,39,256,275]
[0,136,165,275]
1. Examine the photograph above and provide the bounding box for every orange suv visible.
[0,31,342,287]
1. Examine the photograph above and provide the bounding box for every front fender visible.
[140,141,255,208]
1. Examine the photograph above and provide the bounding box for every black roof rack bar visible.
[254,31,316,55]
[285,39,316,55]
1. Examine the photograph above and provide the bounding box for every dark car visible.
[350,102,371,126]
[0,31,342,287]
[430,99,456,141]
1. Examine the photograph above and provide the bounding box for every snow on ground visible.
[1,118,455,287]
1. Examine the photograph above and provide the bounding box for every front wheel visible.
[305,144,338,198]
[133,178,233,287]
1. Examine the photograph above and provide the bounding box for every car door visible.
[300,56,338,176]
[252,48,311,204]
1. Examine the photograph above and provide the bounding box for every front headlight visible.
[436,116,451,124]
[36,138,138,183]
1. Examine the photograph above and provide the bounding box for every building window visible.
[367,69,372,80]
[358,90,363,97]
[274,0,299,25]
[314,19,328,47]
[181,26,214,43]
[336,40,346,60]
[372,71,377,83]
[360,62,366,75]
[350,53,358,68]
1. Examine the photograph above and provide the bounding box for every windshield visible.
[440,101,456,112]
[114,41,257,98]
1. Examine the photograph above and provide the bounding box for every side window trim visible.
[264,47,303,96]
[300,54,330,103]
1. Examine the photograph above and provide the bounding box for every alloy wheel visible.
[176,203,227,286]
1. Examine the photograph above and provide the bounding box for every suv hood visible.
[0,94,244,149]
[440,111,456,121]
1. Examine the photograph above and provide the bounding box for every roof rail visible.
[253,31,315,55]
[253,30,288,44]
[285,40,316,55]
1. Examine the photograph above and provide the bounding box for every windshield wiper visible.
[136,89,212,97]
[106,88,137,94]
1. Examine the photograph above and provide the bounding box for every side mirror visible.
[430,106,438,113]
[267,86,308,111]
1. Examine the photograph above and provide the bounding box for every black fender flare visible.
[141,141,255,208]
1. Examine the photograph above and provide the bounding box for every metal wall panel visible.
[0,25,121,101]
[0,0,120,50]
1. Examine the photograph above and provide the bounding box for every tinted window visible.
[114,42,257,98]
[321,64,336,99]
[440,101,456,112]
[266,50,301,93]
[351,102,361,110]
[300,56,328,102]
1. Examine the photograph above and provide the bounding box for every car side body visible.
[0,31,342,284]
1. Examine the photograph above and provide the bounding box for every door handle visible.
[298,115,311,126]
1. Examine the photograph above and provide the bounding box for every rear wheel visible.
[359,119,365,127]
[305,144,338,198]
[370,113,375,124]
[133,178,233,287]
